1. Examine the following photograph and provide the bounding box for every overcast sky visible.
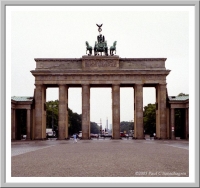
[8,6,193,129]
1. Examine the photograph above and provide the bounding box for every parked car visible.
[90,133,99,138]
[102,132,112,138]
[46,131,56,138]
[21,135,26,140]
[120,132,128,138]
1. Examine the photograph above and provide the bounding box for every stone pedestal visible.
[134,84,144,139]
[112,84,120,139]
[82,84,90,139]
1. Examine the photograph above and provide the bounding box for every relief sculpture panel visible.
[82,56,119,70]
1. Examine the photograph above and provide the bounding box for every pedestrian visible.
[73,133,77,143]
[153,133,156,139]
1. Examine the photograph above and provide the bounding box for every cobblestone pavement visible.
[11,138,189,177]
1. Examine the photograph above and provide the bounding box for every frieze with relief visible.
[82,56,119,69]
[84,60,118,67]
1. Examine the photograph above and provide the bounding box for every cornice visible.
[31,69,171,76]
[34,58,82,62]
[34,57,167,62]
[120,58,167,61]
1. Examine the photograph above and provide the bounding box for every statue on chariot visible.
[85,24,117,56]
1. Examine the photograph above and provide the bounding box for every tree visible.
[178,93,189,96]
[120,121,134,133]
[46,100,82,136]
[90,122,100,134]
[46,100,59,130]
[143,103,156,134]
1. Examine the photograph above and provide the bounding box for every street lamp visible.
[49,104,56,131]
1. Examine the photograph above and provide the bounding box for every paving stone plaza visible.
[11,138,189,177]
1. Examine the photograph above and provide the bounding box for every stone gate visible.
[30,56,170,140]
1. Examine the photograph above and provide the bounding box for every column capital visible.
[82,84,90,87]
[59,84,66,86]
[34,84,42,87]
[134,84,143,88]
[157,83,167,86]
[112,83,120,86]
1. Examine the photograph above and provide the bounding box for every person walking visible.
[73,133,77,143]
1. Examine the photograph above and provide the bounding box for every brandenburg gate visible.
[31,56,170,140]
[30,24,170,140]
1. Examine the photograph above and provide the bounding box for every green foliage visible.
[46,100,59,130]
[143,103,156,134]
[120,121,134,133]
[178,93,189,96]
[46,100,102,136]
[90,122,100,134]
[68,110,82,136]
[46,100,82,136]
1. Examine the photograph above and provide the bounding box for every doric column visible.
[26,109,31,140]
[166,108,170,139]
[134,84,143,139]
[82,84,90,139]
[156,84,167,139]
[65,86,69,139]
[185,108,189,139]
[11,108,16,140]
[170,108,175,139]
[58,84,68,140]
[160,84,167,139]
[34,84,46,139]
[112,84,120,139]
[42,87,46,138]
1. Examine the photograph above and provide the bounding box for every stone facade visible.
[30,56,170,140]
[167,96,189,139]
[11,97,33,140]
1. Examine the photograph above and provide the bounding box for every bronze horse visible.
[85,41,92,56]
[110,41,117,56]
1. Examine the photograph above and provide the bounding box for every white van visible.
[78,131,82,138]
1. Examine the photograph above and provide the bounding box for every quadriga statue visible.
[94,34,108,56]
